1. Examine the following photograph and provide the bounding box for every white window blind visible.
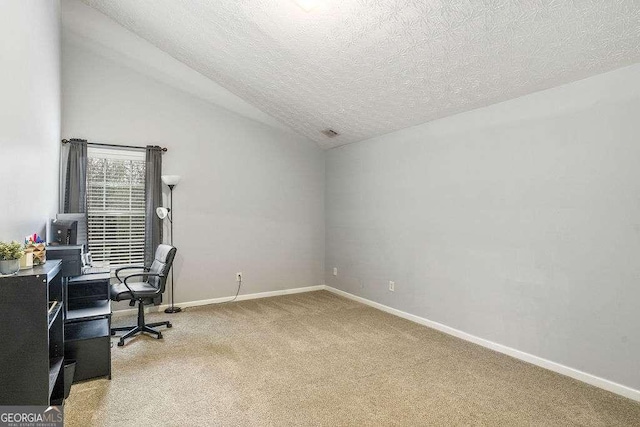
[87,147,146,267]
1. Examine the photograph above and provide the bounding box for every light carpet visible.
[65,290,640,426]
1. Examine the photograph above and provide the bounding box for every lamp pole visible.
[165,184,181,313]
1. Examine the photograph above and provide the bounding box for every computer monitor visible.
[50,219,78,245]
[53,213,88,249]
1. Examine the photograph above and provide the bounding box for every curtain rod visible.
[61,139,167,152]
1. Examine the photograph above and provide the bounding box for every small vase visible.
[20,252,34,269]
[0,259,20,275]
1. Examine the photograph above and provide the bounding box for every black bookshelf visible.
[0,261,65,405]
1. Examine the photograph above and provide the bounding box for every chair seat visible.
[110,281,159,301]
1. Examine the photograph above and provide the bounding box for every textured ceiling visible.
[82,0,640,149]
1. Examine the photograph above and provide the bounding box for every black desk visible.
[65,273,112,381]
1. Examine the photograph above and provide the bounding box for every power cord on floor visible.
[225,277,242,303]
[178,277,242,312]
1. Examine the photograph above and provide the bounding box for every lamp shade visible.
[156,207,170,219]
[161,175,181,186]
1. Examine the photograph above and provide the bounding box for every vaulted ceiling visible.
[82,0,640,149]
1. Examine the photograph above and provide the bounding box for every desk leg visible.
[108,314,112,380]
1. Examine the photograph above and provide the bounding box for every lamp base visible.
[164,306,182,314]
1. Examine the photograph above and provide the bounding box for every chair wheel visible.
[117,340,124,347]
[167,323,172,328]
[157,333,163,340]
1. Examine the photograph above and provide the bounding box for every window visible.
[87,147,146,266]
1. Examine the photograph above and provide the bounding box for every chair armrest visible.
[121,273,164,299]
[115,265,149,283]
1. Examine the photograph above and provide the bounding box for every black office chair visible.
[110,244,177,346]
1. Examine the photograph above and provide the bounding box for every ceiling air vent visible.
[321,129,340,138]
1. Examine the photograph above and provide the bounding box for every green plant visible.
[0,241,24,261]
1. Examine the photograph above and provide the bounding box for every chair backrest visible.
[147,244,177,292]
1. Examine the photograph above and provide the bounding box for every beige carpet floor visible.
[65,290,640,426]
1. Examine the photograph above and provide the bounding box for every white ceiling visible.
[82,0,640,149]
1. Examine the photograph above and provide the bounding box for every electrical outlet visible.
[333,267,338,276]
[236,272,243,282]
[388,281,395,292]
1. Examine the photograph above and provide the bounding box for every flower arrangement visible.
[0,241,24,261]
[25,234,46,265]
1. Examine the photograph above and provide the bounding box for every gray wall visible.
[326,63,640,391]
[0,1,61,240]
[62,24,324,306]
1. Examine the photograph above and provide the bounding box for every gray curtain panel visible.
[61,140,88,213]
[59,142,69,212]
[144,146,163,267]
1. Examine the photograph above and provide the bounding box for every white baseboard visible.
[111,284,325,318]
[324,286,640,402]
[112,283,639,401]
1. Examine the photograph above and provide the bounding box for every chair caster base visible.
[110,298,173,346]
[111,322,170,346]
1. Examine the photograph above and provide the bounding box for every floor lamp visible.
[157,174,181,314]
